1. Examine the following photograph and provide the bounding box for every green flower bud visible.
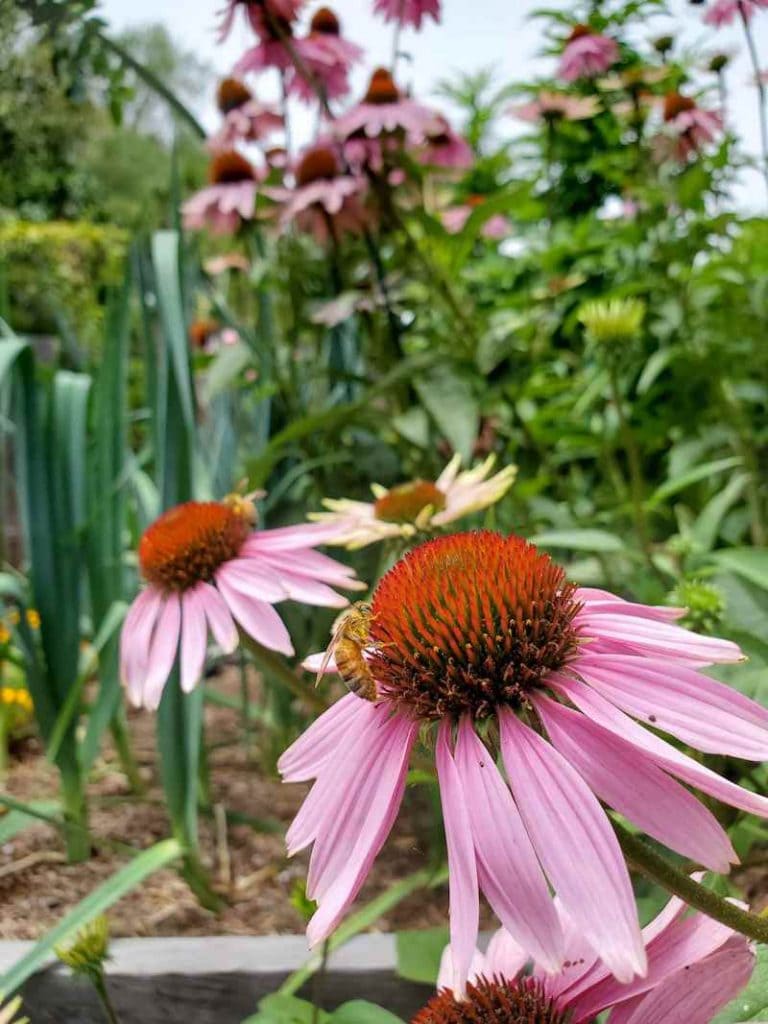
[669,579,726,634]
[55,916,110,982]
[579,297,646,345]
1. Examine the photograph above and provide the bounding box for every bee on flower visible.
[281,528,768,992]
[119,494,362,710]
[308,454,517,549]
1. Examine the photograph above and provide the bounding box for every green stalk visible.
[60,768,91,863]
[92,973,122,1024]
[241,635,328,713]
[109,711,144,795]
[615,822,768,944]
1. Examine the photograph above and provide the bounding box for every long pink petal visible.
[120,587,163,703]
[576,588,685,622]
[484,928,529,981]
[534,695,735,872]
[278,693,373,782]
[306,715,416,946]
[142,593,181,710]
[216,559,288,603]
[215,571,294,655]
[245,543,360,584]
[436,946,487,995]
[199,582,238,653]
[273,569,349,608]
[617,942,755,1024]
[500,711,645,983]
[179,586,209,693]
[456,718,565,973]
[435,720,480,993]
[247,521,353,551]
[576,613,743,665]
[553,675,768,819]
[576,655,768,760]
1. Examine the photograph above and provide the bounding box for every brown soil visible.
[0,666,461,940]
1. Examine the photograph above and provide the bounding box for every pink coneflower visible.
[418,895,754,1023]
[269,144,368,242]
[207,78,283,151]
[332,67,441,141]
[441,196,512,239]
[558,25,619,82]
[216,0,304,42]
[182,151,263,235]
[287,7,363,104]
[309,456,516,548]
[281,530,768,990]
[704,0,767,27]
[120,497,361,710]
[511,90,600,123]
[416,116,473,169]
[373,0,441,29]
[660,91,723,160]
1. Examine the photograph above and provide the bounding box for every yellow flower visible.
[0,626,10,646]
[25,609,41,630]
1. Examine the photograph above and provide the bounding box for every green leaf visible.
[528,529,626,553]
[648,456,742,508]
[690,474,749,553]
[241,994,331,1024]
[0,838,182,995]
[396,927,448,985]
[332,1002,404,1024]
[414,365,478,464]
[712,945,768,1022]
[0,800,60,844]
[710,549,768,592]
[201,341,252,404]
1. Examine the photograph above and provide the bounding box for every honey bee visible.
[316,601,378,702]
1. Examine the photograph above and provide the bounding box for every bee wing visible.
[314,622,345,687]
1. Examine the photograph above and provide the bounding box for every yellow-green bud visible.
[55,915,110,981]
[669,579,725,634]
[579,297,645,345]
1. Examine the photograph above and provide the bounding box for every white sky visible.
[99,0,768,209]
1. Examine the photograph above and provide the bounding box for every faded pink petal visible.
[215,570,294,655]
[142,593,181,710]
[278,693,372,782]
[180,586,209,693]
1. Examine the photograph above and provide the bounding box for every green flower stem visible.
[61,770,91,864]
[0,709,8,778]
[109,711,144,795]
[738,2,768,200]
[241,635,328,714]
[92,972,122,1024]
[179,850,224,913]
[615,821,768,944]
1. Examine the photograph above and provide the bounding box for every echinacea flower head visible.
[659,92,723,160]
[558,25,619,82]
[216,0,304,42]
[120,496,361,709]
[282,528,768,992]
[511,91,600,123]
[415,895,754,1024]
[579,297,645,344]
[309,455,516,548]
[55,915,110,981]
[270,144,368,242]
[182,151,263,235]
[208,78,283,150]
[416,117,474,169]
[332,68,441,141]
[287,7,364,103]
[373,0,441,29]
[703,0,767,26]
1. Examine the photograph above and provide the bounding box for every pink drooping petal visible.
[484,927,529,981]
[217,559,288,603]
[553,675,768,819]
[215,571,294,655]
[534,694,736,872]
[179,586,209,693]
[272,569,349,608]
[198,581,239,653]
[120,587,163,703]
[302,650,338,674]
[142,592,182,710]
[436,945,487,995]
[285,703,386,856]
[534,902,601,1002]
[575,654,768,760]
[247,520,353,551]
[576,588,685,622]
[435,720,480,993]
[499,710,645,983]
[278,693,373,782]
[614,941,755,1024]
[306,715,417,946]
[456,718,565,973]
[576,612,743,665]
[306,712,415,901]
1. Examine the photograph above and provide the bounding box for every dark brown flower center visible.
[663,91,696,121]
[311,6,340,34]
[217,77,252,113]
[188,318,220,348]
[568,23,592,42]
[139,501,251,591]
[411,977,569,1024]
[368,532,581,722]
[296,145,340,186]
[209,151,256,184]
[373,481,446,524]
[364,67,401,104]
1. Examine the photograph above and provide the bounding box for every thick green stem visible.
[109,711,144,795]
[738,2,768,200]
[61,771,91,864]
[92,973,122,1024]
[616,822,768,944]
